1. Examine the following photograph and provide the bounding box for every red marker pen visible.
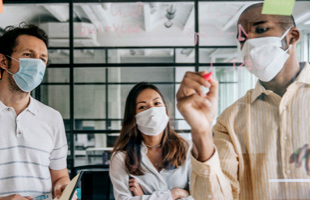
[203,72,213,81]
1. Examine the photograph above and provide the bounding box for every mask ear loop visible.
[5,55,19,62]
[280,27,293,52]
[280,27,293,40]
[5,55,20,75]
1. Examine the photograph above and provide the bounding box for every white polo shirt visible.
[0,97,68,199]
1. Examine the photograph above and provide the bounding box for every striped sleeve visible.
[49,112,68,170]
[190,113,239,200]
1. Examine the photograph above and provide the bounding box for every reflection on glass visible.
[164,5,176,28]
[199,48,241,63]
[75,120,106,130]
[40,85,70,119]
[74,85,106,119]
[49,49,107,64]
[199,66,256,114]
[74,133,113,167]
[48,49,69,64]
[108,49,174,63]
[176,48,195,63]
[108,67,174,82]
[74,49,106,63]
[1,4,69,47]
[66,133,71,156]
[108,85,133,119]
[198,2,249,46]
[108,84,174,119]
[175,67,195,82]
[43,68,69,83]
[73,2,194,46]
[74,68,106,83]
[174,120,191,130]
[308,34,310,62]
[110,120,122,130]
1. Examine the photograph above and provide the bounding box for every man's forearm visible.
[191,128,215,162]
[54,175,70,185]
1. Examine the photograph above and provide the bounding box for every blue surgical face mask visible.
[6,56,46,92]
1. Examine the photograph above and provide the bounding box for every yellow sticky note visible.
[0,0,3,13]
[262,0,296,16]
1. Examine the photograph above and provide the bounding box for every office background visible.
[1,0,309,175]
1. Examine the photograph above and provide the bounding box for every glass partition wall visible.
[2,0,310,173]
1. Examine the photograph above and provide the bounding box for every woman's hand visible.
[129,178,144,196]
[289,144,310,175]
[0,195,32,200]
[170,188,189,200]
[176,71,218,162]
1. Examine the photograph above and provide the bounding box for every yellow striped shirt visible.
[191,62,310,200]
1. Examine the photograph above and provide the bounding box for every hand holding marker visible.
[202,72,213,94]
[203,72,213,81]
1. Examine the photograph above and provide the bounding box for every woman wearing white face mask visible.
[110,82,193,200]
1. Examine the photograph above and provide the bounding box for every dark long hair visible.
[112,82,189,175]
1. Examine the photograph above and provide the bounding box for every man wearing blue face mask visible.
[177,2,310,200]
[0,23,75,200]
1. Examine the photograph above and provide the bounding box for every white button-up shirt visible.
[110,142,193,200]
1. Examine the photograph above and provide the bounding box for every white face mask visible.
[241,27,292,82]
[135,107,169,136]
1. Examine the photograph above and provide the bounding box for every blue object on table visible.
[76,188,82,199]
[35,194,49,200]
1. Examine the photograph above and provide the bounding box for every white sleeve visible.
[180,142,194,200]
[179,196,194,200]
[49,112,68,170]
[109,153,173,200]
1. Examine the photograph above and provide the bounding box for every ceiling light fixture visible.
[164,4,176,28]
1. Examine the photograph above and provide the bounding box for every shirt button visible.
[7,108,11,111]
[17,131,21,135]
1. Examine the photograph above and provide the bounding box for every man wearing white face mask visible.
[0,23,75,200]
[177,2,310,200]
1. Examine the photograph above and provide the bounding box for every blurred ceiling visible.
[0,1,309,63]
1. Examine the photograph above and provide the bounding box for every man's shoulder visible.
[219,89,254,118]
[32,98,62,119]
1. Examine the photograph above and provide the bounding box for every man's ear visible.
[0,54,8,70]
[0,54,9,79]
[289,27,300,45]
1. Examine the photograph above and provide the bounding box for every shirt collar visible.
[295,62,310,85]
[250,62,310,104]
[141,141,148,154]
[27,97,39,115]
[0,97,39,115]
[0,100,7,112]
[250,81,270,104]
